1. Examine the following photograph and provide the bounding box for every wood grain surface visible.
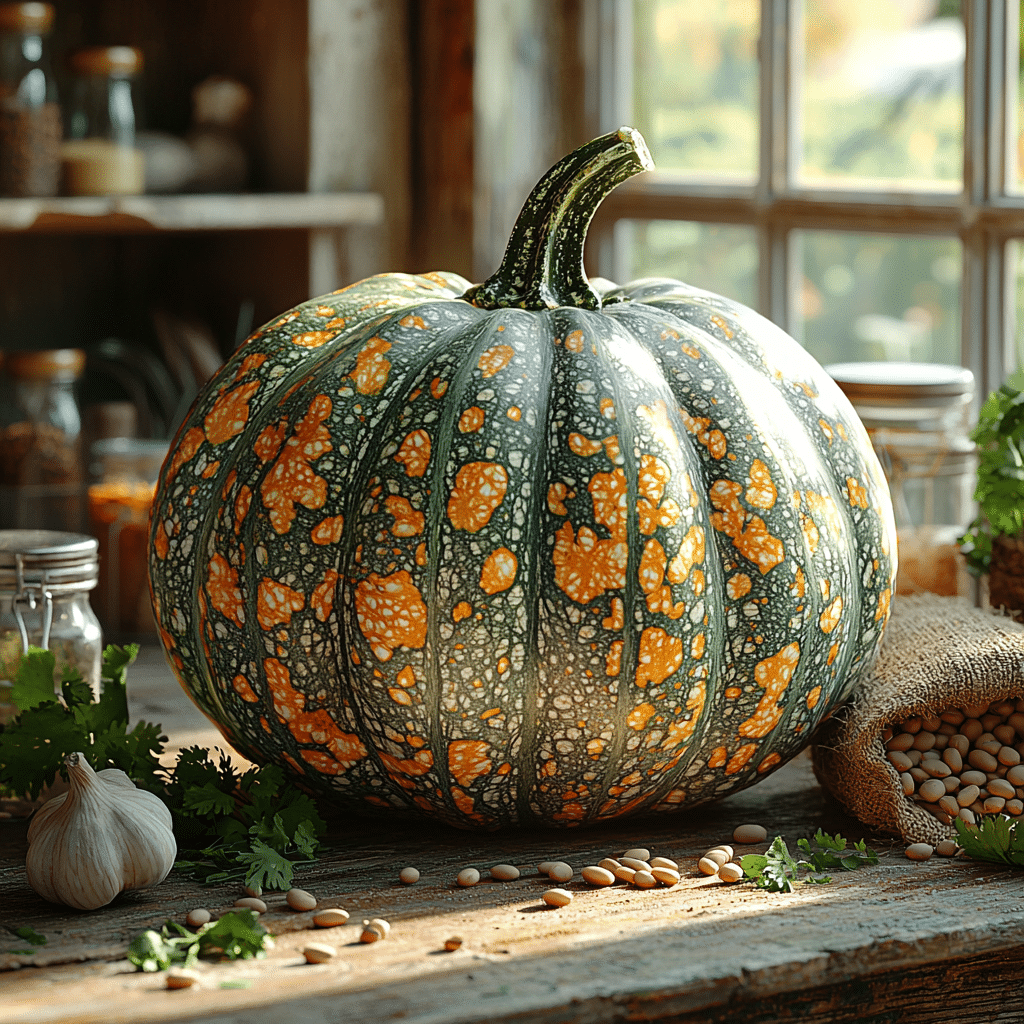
[3,649,1023,1024]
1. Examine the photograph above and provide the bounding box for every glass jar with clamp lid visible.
[0,528,101,723]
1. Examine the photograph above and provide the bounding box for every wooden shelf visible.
[0,193,384,234]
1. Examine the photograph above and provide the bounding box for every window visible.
[590,1,1024,399]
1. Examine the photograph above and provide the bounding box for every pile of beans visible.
[884,698,1024,826]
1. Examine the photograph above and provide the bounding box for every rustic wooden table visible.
[3,648,1024,1024]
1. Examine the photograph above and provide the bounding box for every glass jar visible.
[0,348,85,533]
[0,529,101,725]
[828,361,976,598]
[87,437,168,637]
[0,2,60,197]
[62,45,144,196]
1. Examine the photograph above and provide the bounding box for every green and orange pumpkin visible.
[149,128,896,827]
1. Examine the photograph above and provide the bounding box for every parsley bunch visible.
[960,372,1024,575]
[127,910,270,971]
[0,646,326,891]
[740,830,879,892]
[954,814,1024,867]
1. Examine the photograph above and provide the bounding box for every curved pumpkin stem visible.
[464,126,654,311]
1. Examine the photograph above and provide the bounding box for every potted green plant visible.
[960,371,1024,619]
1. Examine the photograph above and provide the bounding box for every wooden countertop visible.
[3,648,1024,1024]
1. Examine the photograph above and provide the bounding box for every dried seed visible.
[958,807,976,825]
[598,858,622,872]
[909,767,929,782]
[960,769,987,786]
[732,823,768,844]
[938,795,960,816]
[886,732,916,752]
[613,865,636,883]
[244,884,263,898]
[651,866,681,886]
[1007,764,1024,786]
[303,942,337,964]
[943,775,961,793]
[969,749,999,772]
[718,862,745,883]
[1007,799,1023,815]
[632,870,657,889]
[999,745,1022,767]
[922,759,951,779]
[233,897,267,913]
[399,867,420,885]
[935,839,958,857]
[649,856,678,871]
[961,719,984,741]
[922,714,942,732]
[443,936,463,951]
[905,843,933,861]
[621,848,650,861]
[366,917,391,937]
[457,868,481,887]
[490,864,520,881]
[542,888,572,907]
[902,717,923,734]
[940,709,965,725]
[185,908,211,928]
[942,748,963,772]
[888,750,913,771]
[287,888,317,911]
[988,777,1015,799]
[697,857,722,876]
[984,796,1006,813]
[900,772,915,796]
[618,856,651,872]
[957,784,980,806]
[706,845,734,860]
[918,778,946,803]
[702,848,731,867]
[537,861,556,874]
[166,969,201,989]
[581,865,616,886]
[313,908,350,928]
[948,734,971,757]
[360,924,386,943]
[912,731,936,751]
[994,724,1017,745]
[547,862,573,883]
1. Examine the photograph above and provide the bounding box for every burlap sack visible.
[811,592,1024,846]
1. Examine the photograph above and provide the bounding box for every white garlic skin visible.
[26,752,176,910]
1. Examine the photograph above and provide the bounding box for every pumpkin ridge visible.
[335,306,491,814]
[419,312,512,823]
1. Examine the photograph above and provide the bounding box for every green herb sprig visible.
[740,830,879,892]
[954,814,1024,867]
[960,371,1024,574]
[0,646,325,891]
[127,910,270,972]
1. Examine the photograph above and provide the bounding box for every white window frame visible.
[588,0,1022,400]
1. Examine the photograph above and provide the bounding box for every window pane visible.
[800,1,964,190]
[620,220,758,307]
[794,231,961,367]
[632,0,759,180]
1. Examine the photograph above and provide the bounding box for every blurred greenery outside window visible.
[596,0,1024,395]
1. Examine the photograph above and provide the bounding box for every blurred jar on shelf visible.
[0,529,101,724]
[87,437,168,637]
[0,1,60,197]
[0,348,85,533]
[62,45,144,196]
[828,361,976,598]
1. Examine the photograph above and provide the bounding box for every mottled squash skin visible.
[149,130,896,827]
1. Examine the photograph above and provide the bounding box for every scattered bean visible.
[698,857,722,876]
[287,888,318,911]
[706,845,734,861]
[649,856,678,871]
[651,867,681,886]
[443,936,463,951]
[491,864,520,881]
[733,823,768,844]
[618,857,651,872]
[166,969,201,989]
[581,865,616,886]
[537,861,556,874]
[457,868,481,887]
[234,897,267,914]
[622,848,651,861]
[360,924,386,943]
[718,862,744,883]
[399,867,420,885]
[542,888,573,907]
[599,858,622,872]
[366,917,391,937]
[547,862,573,883]
[244,884,263,898]
[632,870,657,889]
[969,748,998,772]
[905,843,933,861]
[613,865,636,883]
[960,770,987,786]
[702,849,731,868]
[935,839,958,857]
[186,908,211,928]
[303,942,338,964]
[313,908,350,928]
[988,777,1015,799]
[938,795,960,816]
[918,778,946,803]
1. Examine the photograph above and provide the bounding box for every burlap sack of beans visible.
[811,592,1024,846]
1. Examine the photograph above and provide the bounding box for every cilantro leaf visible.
[243,839,295,892]
[954,814,1024,866]
[741,831,877,892]
[182,783,238,817]
[127,911,269,972]
[13,926,46,946]
[11,648,59,711]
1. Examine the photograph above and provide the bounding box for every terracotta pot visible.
[988,533,1024,622]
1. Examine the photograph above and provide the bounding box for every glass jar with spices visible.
[87,437,168,637]
[62,45,144,196]
[828,361,976,598]
[0,348,86,533]
[0,529,101,725]
[0,2,60,197]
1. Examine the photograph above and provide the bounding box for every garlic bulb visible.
[26,752,176,910]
